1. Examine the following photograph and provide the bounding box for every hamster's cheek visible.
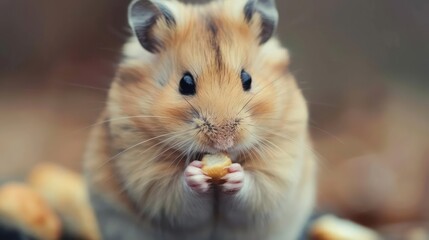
[235,116,257,142]
[193,133,211,150]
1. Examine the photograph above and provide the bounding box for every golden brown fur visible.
[84,0,316,239]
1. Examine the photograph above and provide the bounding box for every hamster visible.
[83,0,317,239]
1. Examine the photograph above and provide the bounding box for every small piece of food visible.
[28,163,100,240]
[0,182,61,240]
[310,214,381,240]
[201,153,232,181]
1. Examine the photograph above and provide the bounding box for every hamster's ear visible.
[128,0,176,53]
[243,0,279,44]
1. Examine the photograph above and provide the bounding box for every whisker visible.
[62,82,111,93]
[251,125,328,164]
[167,139,194,168]
[244,128,289,160]
[259,137,287,159]
[174,142,193,168]
[166,130,202,169]
[256,141,276,161]
[163,78,202,116]
[308,120,345,145]
[186,139,198,166]
[250,143,266,163]
[182,96,200,116]
[98,134,195,193]
[242,128,274,161]
[130,129,194,162]
[172,141,194,169]
[236,95,254,116]
[62,81,145,102]
[77,115,182,133]
[306,101,337,108]
[138,137,189,169]
[236,74,284,117]
[95,129,194,170]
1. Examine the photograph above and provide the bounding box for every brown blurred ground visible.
[0,0,428,236]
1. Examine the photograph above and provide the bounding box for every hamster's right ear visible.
[244,0,279,44]
[128,0,176,53]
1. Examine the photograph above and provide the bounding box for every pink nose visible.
[201,119,239,151]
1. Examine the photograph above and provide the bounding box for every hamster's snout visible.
[197,118,241,151]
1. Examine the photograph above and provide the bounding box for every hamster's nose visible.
[201,120,239,151]
[212,135,234,151]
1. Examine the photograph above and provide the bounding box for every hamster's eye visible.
[179,73,196,95]
[241,70,252,91]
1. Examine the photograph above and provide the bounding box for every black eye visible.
[179,72,196,95]
[241,70,252,91]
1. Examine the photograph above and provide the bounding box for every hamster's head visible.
[109,0,308,161]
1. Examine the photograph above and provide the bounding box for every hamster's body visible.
[84,0,317,239]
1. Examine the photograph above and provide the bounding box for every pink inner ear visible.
[128,0,176,53]
[243,0,279,44]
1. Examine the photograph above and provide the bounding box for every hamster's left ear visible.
[243,0,279,44]
[128,0,176,53]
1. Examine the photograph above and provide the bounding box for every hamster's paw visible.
[184,161,211,193]
[221,163,244,194]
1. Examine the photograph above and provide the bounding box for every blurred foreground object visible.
[0,183,62,240]
[28,162,100,240]
[3,163,419,239]
[310,214,381,240]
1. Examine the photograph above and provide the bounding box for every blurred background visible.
[0,0,428,238]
